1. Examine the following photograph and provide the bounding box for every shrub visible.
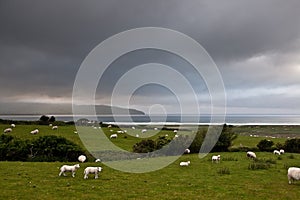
[257,139,274,152]
[284,139,300,153]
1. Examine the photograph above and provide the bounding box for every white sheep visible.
[95,158,101,162]
[184,149,190,154]
[110,134,118,139]
[246,151,256,159]
[280,149,285,154]
[179,161,190,166]
[287,167,300,184]
[30,129,39,135]
[84,167,102,179]
[135,134,139,138]
[117,130,124,134]
[59,164,80,177]
[273,150,281,155]
[52,126,58,130]
[173,130,178,133]
[212,155,221,163]
[11,124,16,128]
[78,155,87,163]
[141,129,147,133]
[49,124,53,127]
[4,128,12,133]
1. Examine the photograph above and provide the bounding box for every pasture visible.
[1,124,300,199]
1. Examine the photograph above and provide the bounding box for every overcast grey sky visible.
[1,0,300,115]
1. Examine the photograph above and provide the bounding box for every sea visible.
[1,114,300,125]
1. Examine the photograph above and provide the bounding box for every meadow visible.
[1,124,300,199]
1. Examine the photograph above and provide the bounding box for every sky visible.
[1,0,300,115]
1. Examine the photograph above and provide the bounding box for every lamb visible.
[30,129,39,135]
[179,161,190,166]
[246,151,256,159]
[52,126,58,130]
[273,150,281,155]
[184,149,190,154]
[212,155,221,163]
[11,124,16,128]
[287,167,300,184]
[110,134,118,139]
[59,164,80,177]
[4,128,12,133]
[78,155,87,163]
[280,149,285,154]
[84,167,102,179]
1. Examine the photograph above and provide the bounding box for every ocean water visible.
[1,114,300,125]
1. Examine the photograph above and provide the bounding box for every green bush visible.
[257,139,274,152]
[284,139,300,153]
[0,134,84,162]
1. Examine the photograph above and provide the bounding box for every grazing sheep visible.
[78,155,87,163]
[174,134,179,138]
[59,164,80,177]
[173,130,178,133]
[141,129,147,133]
[280,149,285,154]
[135,134,139,138]
[30,129,39,135]
[52,126,58,130]
[11,124,16,128]
[49,124,53,127]
[179,161,190,166]
[212,155,221,163]
[4,128,12,133]
[84,167,102,179]
[246,151,256,159]
[95,159,101,162]
[184,149,190,154]
[117,130,124,134]
[273,150,281,155]
[287,167,300,184]
[110,134,118,139]
[132,126,135,130]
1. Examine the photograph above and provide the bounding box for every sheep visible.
[11,124,15,128]
[174,134,179,138]
[280,149,285,154]
[30,129,39,135]
[212,155,221,163]
[95,158,101,162]
[173,130,178,133]
[184,149,190,154]
[179,161,190,166]
[141,129,147,133]
[273,150,281,155]
[117,130,124,134]
[132,126,135,130]
[59,164,80,177]
[49,124,53,127]
[78,155,87,163]
[52,126,58,130]
[246,151,256,159]
[135,134,140,138]
[4,128,12,133]
[84,167,102,179]
[110,134,118,139]
[287,167,300,184]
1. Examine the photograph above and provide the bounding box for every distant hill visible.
[0,102,145,115]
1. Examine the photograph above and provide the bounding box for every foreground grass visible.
[1,152,300,200]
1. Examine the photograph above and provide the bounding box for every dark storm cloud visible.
[0,0,300,114]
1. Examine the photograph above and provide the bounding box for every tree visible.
[49,116,56,123]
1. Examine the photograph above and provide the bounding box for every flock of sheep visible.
[3,124,300,184]
[3,123,59,135]
[59,155,102,179]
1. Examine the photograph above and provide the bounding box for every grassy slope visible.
[1,124,300,199]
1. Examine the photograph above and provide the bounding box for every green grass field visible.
[1,124,300,199]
